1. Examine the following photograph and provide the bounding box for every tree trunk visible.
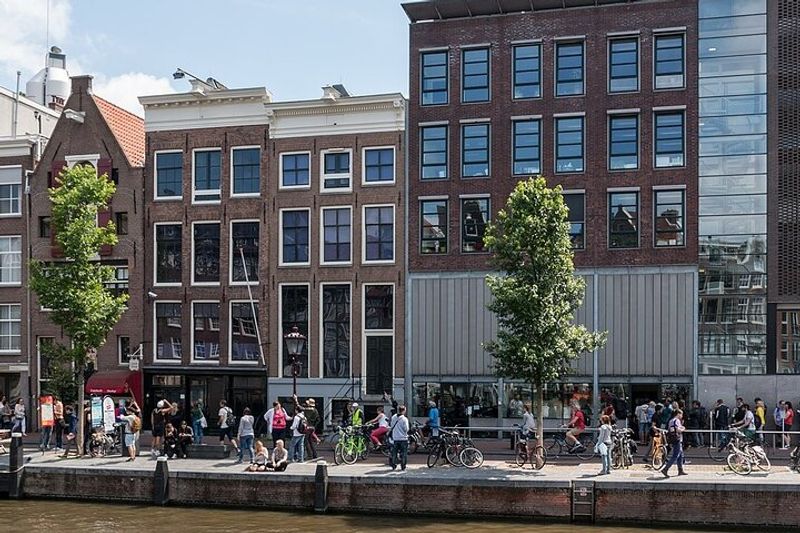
[77,373,84,456]
[535,381,544,468]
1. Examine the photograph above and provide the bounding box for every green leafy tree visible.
[30,164,128,454]
[483,177,606,458]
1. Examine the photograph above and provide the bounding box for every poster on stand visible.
[39,395,54,428]
[91,396,103,428]
[102,396,116,432]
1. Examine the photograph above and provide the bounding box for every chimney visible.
[71,75,93,96]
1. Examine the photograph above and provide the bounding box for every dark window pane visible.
[156,224,182,284]
[281,285,309,378]
[365,206,394,261]
[609,38,639,92]
[322,207,351,263]
[421,51,448,105]
[192,302,220,360]
[609,115,639,170]
[513,44,541,99]
[193,223,220,283]
[281,153,310,187]
[461,198,489,253]
[231,302,259,361]
[155,303,182,360]
[231,221,259,282]
[564,193,585,250]
[156,152,183,198]
[556,42,584,96]
[555,117,584,173]
[421,126,448,179]
[364,148,394,182]
[421,200,448,254]
[461,123,490,177]
[282,210,309,264]
[655,189,685,247]
[513,119,540,175]
[608,192,639,248]
[194,150,221,202]
[322,285,350,378]
[232,147,260,195]
[462,48,489,102]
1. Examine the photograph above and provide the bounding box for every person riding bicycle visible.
[366,406,390,448]
[427,401,440,439]
[563,402,586,453]
[730,402,756,442]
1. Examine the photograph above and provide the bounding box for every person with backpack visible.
[660,409,687,478]
[217,399,238,452]
[289,407,307,463]
[120,403,141,461]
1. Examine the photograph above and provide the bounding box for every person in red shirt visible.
[564,402,586,452]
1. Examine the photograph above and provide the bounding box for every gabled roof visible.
[92,95,145,167]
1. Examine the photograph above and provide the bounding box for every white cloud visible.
[93,72,175,116]
[0,0,72,79]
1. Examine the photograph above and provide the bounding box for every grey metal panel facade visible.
[409,267,696,380]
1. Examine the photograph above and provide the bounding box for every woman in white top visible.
[367,406,390,447]
[12,398,26,435]
[595,414,614,475]
[236,407,255,464]
[267,439,288,471]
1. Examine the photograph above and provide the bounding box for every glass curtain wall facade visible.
[698,0,767,374]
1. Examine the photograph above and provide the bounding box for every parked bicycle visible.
[408,421,435,455]
[513,424,547,470]
[648,428,668,470]
[334,425,371,465]
[426,428,484,469]
[88,423,123,458]
[790,443,800,473]
[611,427,636,470]
[725,428,771,476]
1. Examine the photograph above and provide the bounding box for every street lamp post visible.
[284,326,307,396]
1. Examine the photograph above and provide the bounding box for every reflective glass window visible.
[462,48,490,103]
[421,126,448,180]
[421,51,448,105]
[461,198,489,253]
[193,223,220,283]
[564,193,585,250]
[609,38,638,92]
[420,200,448,254]
[655,34,685,89]
[512,119,541,176]
[654,190,685,247]
[608,192,639,248]
[232,147,260,195]
[609,115,638,170]
[555,117,584,173]
[513,44,541,99]
[556,42,584,96]
[655,111,685,167]
[461,123,490,177]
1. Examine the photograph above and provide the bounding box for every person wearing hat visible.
[294,395,320,459]
[150,399,170,458]
[350,402,364,428]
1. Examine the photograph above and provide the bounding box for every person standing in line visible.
[596,415,614,476]
[635,400,650,445]
[289,407,307,463]
[236,407,255,464]
[52,395,64,451]
[754,398,766,444]
[269,401,288,450]
[713,399,731,448]
[217,400,238,452]
[775,400,785,448]
[389,405,410,471]
[427,400,440,439]
[733,397,746,425]
[661,410,687,478]
[190,400,205,444]
[783,401,795,449]
[11,398,26,436]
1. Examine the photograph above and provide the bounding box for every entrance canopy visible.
[85,370,142,406]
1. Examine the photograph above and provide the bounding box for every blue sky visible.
[0,0,410,114]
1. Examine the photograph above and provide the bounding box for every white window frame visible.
[229,219,260,286]
[279,207,311,267]
[153,222,183,287]
[362,204,396,265]
[229,145,261,198]
[65,154,100,169]
[361,146,396,186]
[153,300,183,364]
[191,220,221,286]
[0,235,22,286]
[279,151,312,191]
[228,299,260,365]
[190,300,221,364]
[278,282,311,379]
[320,148,353,193]
[319,281,353,380]
[191,147,222,205]
[0,165,22,217]
[117,335,131,366]
[361,283,395,396]
[153,149,183,201]
[319,205,353,266]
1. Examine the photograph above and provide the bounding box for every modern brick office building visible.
[139,82,405,425]
[402,0,799,424]
[28,75,146,406]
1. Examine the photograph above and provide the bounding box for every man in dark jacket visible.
[714,399,730,447]
[687,401,707,447]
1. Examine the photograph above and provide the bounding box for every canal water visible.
[0,500,725,532]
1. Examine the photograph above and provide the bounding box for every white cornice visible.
[141,87,271,132]
[0,135,45,158]
[139,87,270,108]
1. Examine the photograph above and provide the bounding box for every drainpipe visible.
[24,171,33,427]
[403,103,412,408]
[12,71,21,137]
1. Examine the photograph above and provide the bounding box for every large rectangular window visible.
[512,119,541,176]
[231,147,260,196]
[193,149,221,203]
[608,191,639,248]
[461,123,490,177]
[363,147,395,184]
[0,304,20,352]
[364,205,394,263]
[564,193,585,250]
[192,222,220,284]
[155,151,182,199]
[281,285,309,378]
[0,166,21,216]
[655,34,685,89]
[280,209,310,265]
[321,150,351,191]
[421,125,448,180]
[192,302,220,361]
[513,44,541,99]
[421,51,448,106]
[0,236,21,285]
[654,189,685,247]
[321,207,351,264]
[38,336,55,382]
[555,116,584,173]
[230,302,259,362]
[363,282,393,397]
[421,200,448,254]
[655,111,685,167]
[281,152,310,188]
[155,223,182,285]
[230,221,259,283]
[609,114,639,170]
[609,38,639,93]
[322,284,350,378]
[462,48,489,103]
[556,41,584,96]
[105,266,129,299]
[461,197,489,253]
[118,336,131,365]
[154,302,182,361]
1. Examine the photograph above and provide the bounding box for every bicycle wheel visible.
[708,443,727,463]
[342,440,360,465]
[545,435,561,453]
[727,452,752,476]
[333,442,344,465]
[753,449,771,472]
[460,447,484,469]
[358,438,370,461]
[515,443,528,467]
[651,445,667,470]
[529,445,547,470]
[408,438,419,455]
[426,445,441,468]
[576,439,596,461]
[446,444,462,467]
[611,447,622,469]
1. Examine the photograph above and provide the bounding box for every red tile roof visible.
[92,95,145,168]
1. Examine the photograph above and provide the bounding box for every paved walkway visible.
[19,447,800,486]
